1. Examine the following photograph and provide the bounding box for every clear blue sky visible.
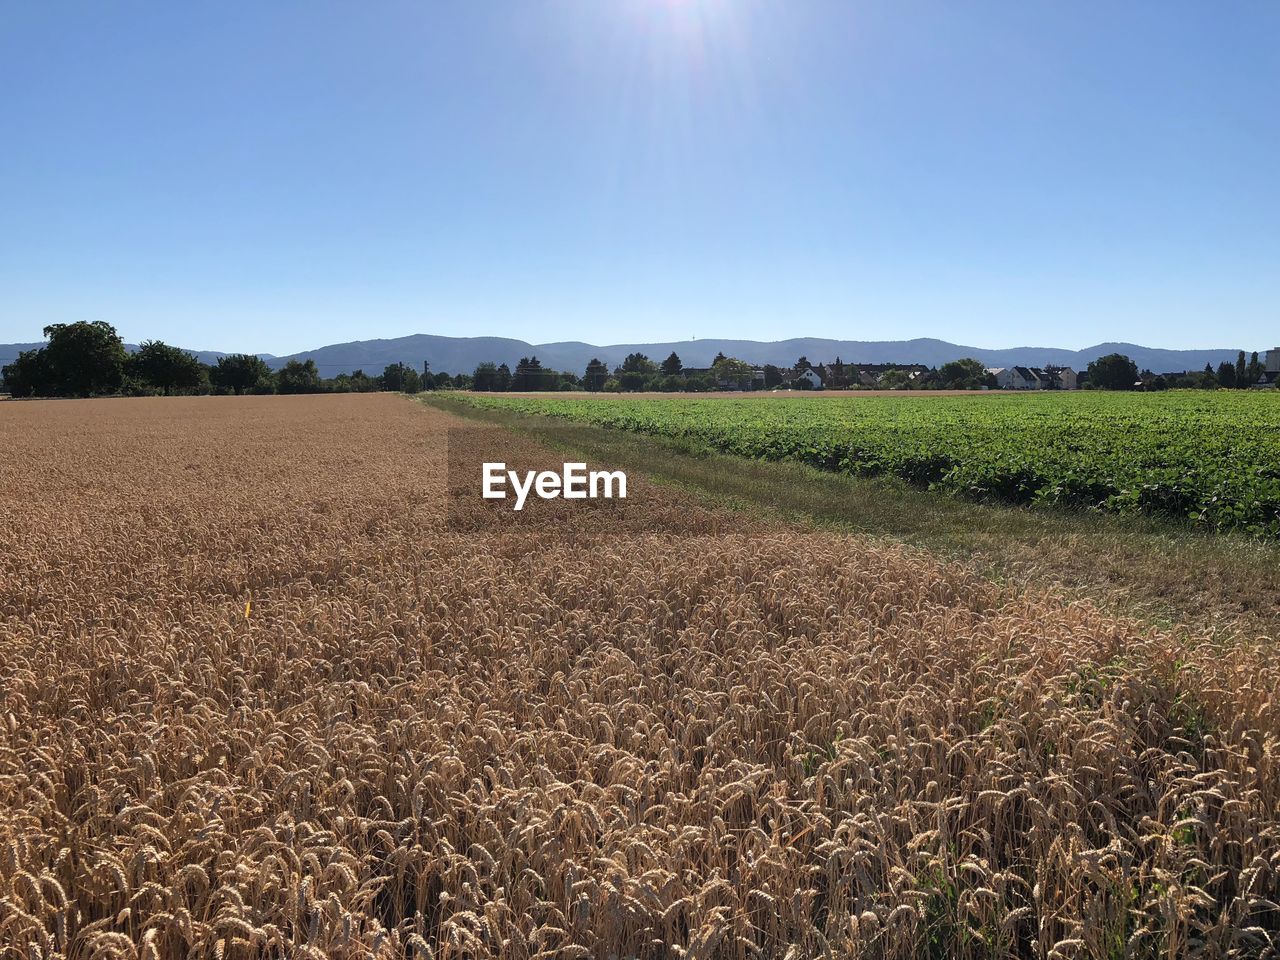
[2,1,1276,355]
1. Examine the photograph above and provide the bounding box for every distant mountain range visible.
[0,334,1267,378]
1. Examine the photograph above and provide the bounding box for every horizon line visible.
[3,329,1265,359]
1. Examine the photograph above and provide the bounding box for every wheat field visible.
[1,395,1278,959]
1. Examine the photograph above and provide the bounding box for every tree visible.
[763,364,783,388]
[661,352,683,376]
[40,321,127,396]
[1087,353,1139,391]
[916,369,941,390]
[514,356,554,391]
[795,356,811,371]
[276,359,322,394]
[618,353,657,375]
[827,357,849,389]
[348,369,379,392]
[583,358,609,391]
[211,354,272,395]
[1236,351,1247,386]
[127,340,203,395]
[1216,361,1237,389]
[472,362,500,391]
[469,362,512,391]
[879,368,911,390]
[619,370,648,391]
[512,357,533,390]
[380,362,420,393]
[937,357,988,389]
[711,355,753,389]
[1246,351,1264,386]
[1,349,51,398]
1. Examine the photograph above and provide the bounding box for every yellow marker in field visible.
[244,599,252,620]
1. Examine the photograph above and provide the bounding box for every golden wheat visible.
[0,394,1277,958]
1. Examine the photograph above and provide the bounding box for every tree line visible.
[467,352,763,393]
[458,350,1271,394]
[1086,351,1270,391]
[0,322,448,398]
[465,353,1002,393]
[4,324,1268,398]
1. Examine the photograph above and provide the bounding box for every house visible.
[993,366,1042,390]
[990,365,1078,390]
[797,368,823,389]
[1261,348,1280,387]
[1041,366,1078,390]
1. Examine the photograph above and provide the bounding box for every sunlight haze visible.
[1,1,1276,354]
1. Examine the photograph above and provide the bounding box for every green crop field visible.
[451,391,1280,537]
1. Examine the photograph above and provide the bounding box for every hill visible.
[1,333,1259,378]
[245,335,1256,376]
